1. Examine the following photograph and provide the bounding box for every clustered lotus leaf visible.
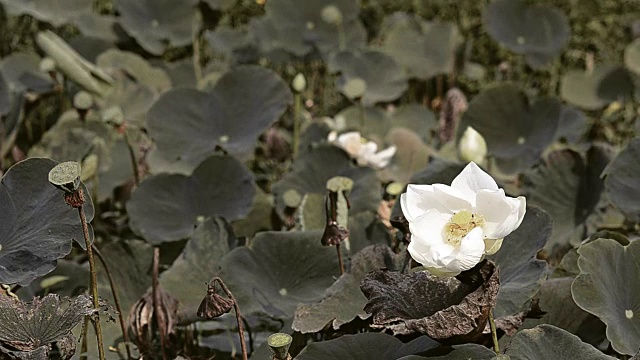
[604,138,640,222]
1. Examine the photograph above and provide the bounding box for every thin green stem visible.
[293,93,302,158]
[489,309,499,354]
[336,243,344,275]
[152,247,168,360]
[123,131,140,185]
[215,278,248,360]
[78,203,106,360]
[93,245,132,359]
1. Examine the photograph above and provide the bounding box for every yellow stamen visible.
[443,210,485,246]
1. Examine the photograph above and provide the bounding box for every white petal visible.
[476,190,526,239]
[366,146,396,168]
[407,209,450,247]
[447,227,485,273]
[401,184,470,221]
[451,162,498,204]
[407,240,439,268]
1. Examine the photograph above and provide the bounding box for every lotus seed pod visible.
[458,126,487,164]
[268,333,292,360]
[321,5,343,25]
[101,105,125,127]
[48,161,82,193]
[342,77,367,100]
[73,91,94,110]
[386,182,405,196]
[283,189,302,208]
[291,73,306,93]
[39,57,56,73]
[326,176,353,193]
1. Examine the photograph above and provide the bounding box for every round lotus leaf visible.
[524,146,610,252]
[293,245,403,334]
[488,206,550,318]
[560,64,634,110]
[114,0,198,55]
[604,138,640,222]
[148,65,292,173]
[383,127,432,183]
[295,332,441,360]
[0,52,54,94]
[249,0,366,57]
[0,158,94,285]
[341,77,367,100]
[95,139,136,201]
[127,155,255,244]
[160,217,234,311]
[0,0,92,26]
[205,26,259,65]
[554,105,588,144]
[48,161,82,193]
[625,38,640,75]
[71,13,122,43]
[334,105,389,138]
[572,239,640,355]
[329,49,408,106]
[504,325,615,359]
[483,0,570,68]
[459,83,560,174]
[380,13,461,80]
[215,230,339,319]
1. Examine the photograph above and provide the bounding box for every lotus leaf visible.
[380,13,461,80]
[328,49,408,106]
[0,158,94,286]
[127,155,254,244]
[147,65,291,173]
[604,138,640,222]
[114,0,199,55]
[560,64,634,110]
[572,238,640,355]
[294,332,439,360]
[0,0,91,26]
[0,53,54,94]
[625,38,640,75]
[96,49,172,92]
[459,83,561,174]
[483,0,570,68]
[205,26,259,64]
[504,325,615,359]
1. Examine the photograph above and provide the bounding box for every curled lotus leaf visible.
[361,260,500,342]
[0,158,94,286]
[483,0,570,68]
[114,0,199,55]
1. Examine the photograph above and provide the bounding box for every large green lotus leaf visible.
[571,239,640,355]
[488,206,550,318]
[0,158,94,285]
[390,105,438,144]
[554,105,588,144]
[216,230,339,319]
[0,0,91,26]
[72,13,122,43]
[604,138,640,222]
[380,12,461,80]
[205,26,259,65]
[272,145,381,219]
[231,188,274,239]
[249,0,366,57]
[96,138,135,201]
[295,333,439,360]
[114,0,198,55]
[293,245,402,333]
[127,155,255,244]
[96,49,172,92]
[459,83,561,174]
[397,344,496,360]
[160,217,234,314]
[334,105,389,139]
[99,77,158,127]
[348,212,393,254]
[328,49,408,106]
[483,0,569,68]
[504,325,615,359]
[560,64,634,110]
[0,52,54,94]
[625,38,640,75]
[148,65,291,173]
[383,127,432,183]
[524,146,610,251]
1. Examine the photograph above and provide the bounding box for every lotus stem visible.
[293,93,302,158]
[214,277,248,360]
[123,131,140,186]
[77,190,106,360]
[93,245,133,359]
[152,246,168,360]
[336,243,345,275]
[489,309,499,354]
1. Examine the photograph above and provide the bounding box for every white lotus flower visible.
[400,162,526,276]
[328,131,396,169]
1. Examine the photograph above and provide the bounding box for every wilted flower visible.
[401,162,525,276]
[328,131,396,169]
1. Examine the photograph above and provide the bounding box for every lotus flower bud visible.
[291,73,306,93]
[458,126,487,165]
[321,5,343,24]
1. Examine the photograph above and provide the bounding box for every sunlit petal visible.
[451,162,498,203]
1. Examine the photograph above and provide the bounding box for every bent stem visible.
[93,245,133,359]
[489,309,499,354]
[77,194,106,360]
[213,277,248,360]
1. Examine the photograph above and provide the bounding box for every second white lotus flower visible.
[401,162,526,276]
[328,131,396,169]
